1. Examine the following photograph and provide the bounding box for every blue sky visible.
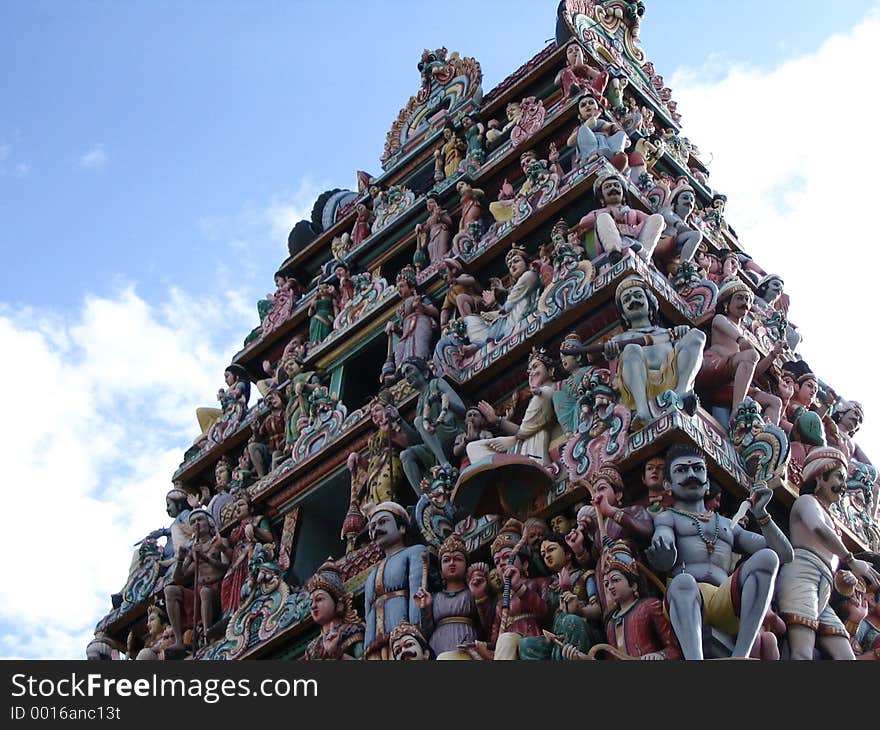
[2,1,879,658]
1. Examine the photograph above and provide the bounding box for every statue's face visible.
[396,278,413,298]
[456,180,469,196]
[600,177,624,206]
[189,511,212,538]
[233,496,251,521]
[368,511,403,549]
[727,290,753,319]
[603,570,635,606]
[465,409,483,429]
[839,408,863,434]
[370,403,388,427]
[428,486,448,509]
[796,377,819,406]
[566,43,582,66]
[166,498,178,518]
[643,457,665,490]
[593,480,620,508]
[674,191,695,216]
[816,465,847,504]
[507,253,527,279]
[524,523,547,550]
[666,454,709,501]
[401,362,426,389]
[441,551,467,581]
[550,515,572,535]
[618,286,649,320]
[527,358,551,389]
[578,95,600,118]
[224,371,236,386]
[309,589,337,626]
[391,634,428,661]
[560,353,579,373]
[258,568,280,594]
[765,278,784,298]
[147,610,163,635]
[266,390,281,410]
[493,545,523,574]
[539,540,568,572]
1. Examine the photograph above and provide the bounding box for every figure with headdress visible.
[604,276,705,429]
[488,149,541,224]
[518,532,598,660]
[466,348,562,466]
[777,447,880,659]
[653,184,702,275]
[553,332,597,435]
[574,172,664,265]
[363,501,429,659]
[566,91,629,172]
[308,282,337,345]
[389,622,432,660]
[218,491,273,617]
[778,359,827,477]
[280,340,321,448]
[414,464,458,549]
[415,194,453,267]
[484,519,551,660]
[132,603,176,660]
[434,123,467,181]
[195,364,251,447]
[398,356,466,496]
[304,560,365,660]
[259,271,300,337]
[479,244,541,346]
[439,257,483,328]
[825,399,868,464]
[412,534,488,659]
[647,443,793,659]
[385,266,439,374]
[351,202,374,248]
[163,508,228,653]
[555,41,609,103]
[562,542,681,660]
[246,387,289,478]
[696,279,783,425]
[451,180,487,254]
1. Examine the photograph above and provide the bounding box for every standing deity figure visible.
[363,502,429,659]
[197,364,251,446]
[385,266,439,373]
[654,184,703,273]
[414,194,453,268]
[485,519,551,660]
[247,387,289,478]
[777,447,880,659]
[389,622,432,661]
[219,491,273,616]
[697,280,783,424]
[553,332,597,435]
[434,123,466,181]
[307,283,337,344]
[575,173,664,264]
[452,180,487,252]
[303,560,365,660]
[604,276,705,429]
[566,92,628,171]
[259,272,300,336]
[466,348,561,466]
[350,202,374,247]
[398,356,466,496]
[163,509,229,653]
[647,443,794,660]
[280,343,321,448]
[555,41,609,103]
[459,113,486,167]
[414,534,488,659]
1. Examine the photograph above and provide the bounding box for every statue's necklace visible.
[669,508,720,554]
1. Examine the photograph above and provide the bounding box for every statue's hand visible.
[413,588,432,611]
[848,558,880,588]
[672,325,690,340]
[748,484,773,519]
[647,532,676,569]
[603,341,620,360]
[640,652,665,661]
[561,643,586,661]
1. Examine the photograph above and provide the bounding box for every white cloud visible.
[0,285,255,659]
[79,144,108,169]
[669,8,880,452]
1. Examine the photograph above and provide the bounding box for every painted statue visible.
[385,266,439,373]
[414,464,458,549]
[389,622,431,660]
[247,387,289,478]
[414,194,453,267]
[434,123,466,181]
[555,41,609,103]
[466,347,561,466]
[363,502,429,659]
[654,184,703,273]
[646,443,794,659]
[197,364,251,446]
[303,560,365,660]
[566,92,629,171]
[777,447,880,659]
[603,276,705,429]
[574,172,664,264]
[219,491,274,616]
